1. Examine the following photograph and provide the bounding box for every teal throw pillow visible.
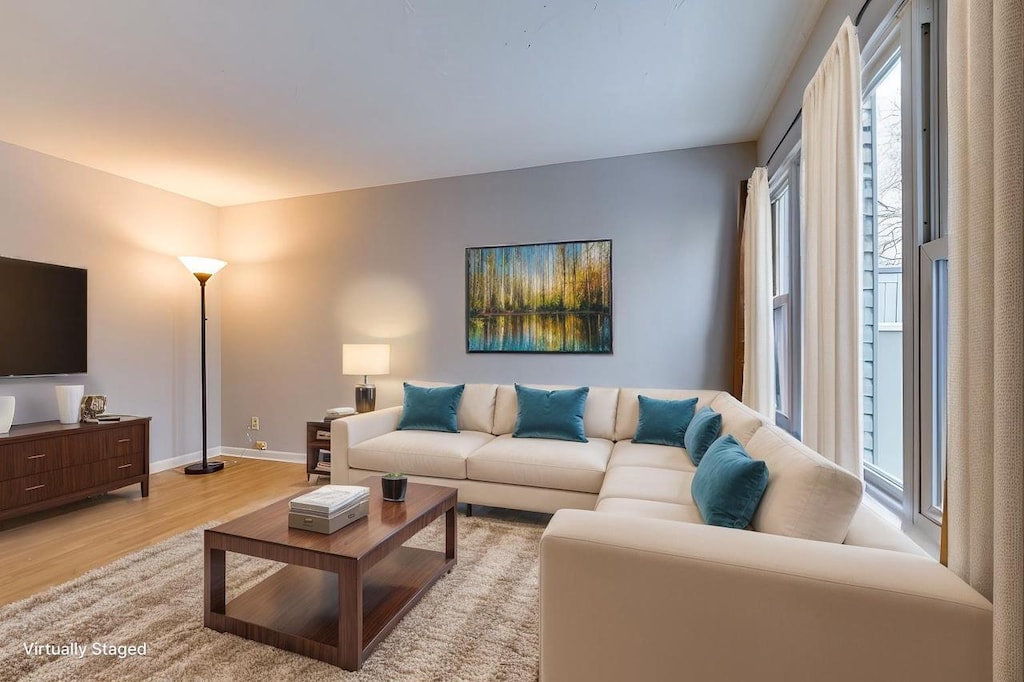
[513,384,589,443]
[684,406,723,465]
[632,395,698,447]
[691,435,769,529]
[397,383,465,433]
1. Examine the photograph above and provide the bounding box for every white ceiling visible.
[0,1,825,207]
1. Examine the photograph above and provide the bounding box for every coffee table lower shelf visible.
[207,545,453,669]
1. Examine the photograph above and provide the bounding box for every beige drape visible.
[947,1,1023,679]
[800,17,864,476]
[741,168,775,417]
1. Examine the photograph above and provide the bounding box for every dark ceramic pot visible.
[382,476,408,502]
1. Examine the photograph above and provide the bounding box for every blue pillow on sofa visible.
[684,406,723,465]
[513,384,589,443]
[691,435,769,529]
[632,395,698,447]
[397,382,465,433]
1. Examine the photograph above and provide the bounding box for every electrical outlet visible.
[255,440,268,451]
[250,416,260,430]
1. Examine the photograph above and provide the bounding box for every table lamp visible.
[342,344,390,413]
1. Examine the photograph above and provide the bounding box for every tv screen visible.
[0,257,88,376]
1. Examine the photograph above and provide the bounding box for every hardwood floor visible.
[0,456,309,606]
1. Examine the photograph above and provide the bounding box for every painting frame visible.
[465,239,613,354]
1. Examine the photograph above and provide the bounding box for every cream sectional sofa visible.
[332,382,993,681]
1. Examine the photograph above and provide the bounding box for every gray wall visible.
[219,144,755,453]
[758,0,901,170]
[0,140,222,464]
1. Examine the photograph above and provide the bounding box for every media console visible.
[0,417,151,521]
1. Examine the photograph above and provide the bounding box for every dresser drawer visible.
[92,452,145,487]
[0,438,69,481]
[106,425,146,458]
[0,470,65,510]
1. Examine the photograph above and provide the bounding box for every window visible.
[858,0,947,543]
[769,158,801,437]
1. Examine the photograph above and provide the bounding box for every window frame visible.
[768,153,802,439]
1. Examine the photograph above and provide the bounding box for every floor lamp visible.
[179,256,227,475]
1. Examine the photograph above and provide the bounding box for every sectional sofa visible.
[331,382,992,682]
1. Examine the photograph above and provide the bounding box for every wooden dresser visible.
[0,417,151,521]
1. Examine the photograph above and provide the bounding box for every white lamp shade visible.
[179,256,227,278]
[342,344,391,377]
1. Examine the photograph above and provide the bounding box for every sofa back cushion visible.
[493,384,619,441]
[614,389,721,442]
[745,425,864,543]
[406,381,498,433]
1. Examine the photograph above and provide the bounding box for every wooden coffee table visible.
[204,479,457,670]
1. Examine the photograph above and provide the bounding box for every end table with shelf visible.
[306,415,356,483]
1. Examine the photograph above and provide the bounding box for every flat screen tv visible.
[0,256,88,376]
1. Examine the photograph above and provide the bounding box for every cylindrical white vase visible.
[0,396,14,434]
[56,385,85,424]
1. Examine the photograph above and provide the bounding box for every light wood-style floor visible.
[0,456,309,606]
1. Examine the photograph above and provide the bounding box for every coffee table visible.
[204,479,457,670]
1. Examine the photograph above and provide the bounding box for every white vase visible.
[0,396,14,434]
[56,385,85,424]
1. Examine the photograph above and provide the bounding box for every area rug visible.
[0,514,544,681]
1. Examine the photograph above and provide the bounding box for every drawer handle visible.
[117,463,133,469]
[118,438,131,444]
[27,454,47,460]
[25,484,46,492]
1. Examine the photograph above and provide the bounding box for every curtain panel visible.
[741,167,775,417]
[947,0,1023,679]
[799,17,864,476]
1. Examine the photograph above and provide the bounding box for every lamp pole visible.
[180,256,227,475]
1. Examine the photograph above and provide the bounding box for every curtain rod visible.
[764,0,876,169]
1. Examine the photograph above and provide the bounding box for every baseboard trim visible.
[219,446,305,464]
[150,447,304,473]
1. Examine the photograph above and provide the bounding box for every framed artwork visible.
[466,239,612,353]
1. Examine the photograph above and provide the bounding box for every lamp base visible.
[184,461,225,475]
[355,384,377,413]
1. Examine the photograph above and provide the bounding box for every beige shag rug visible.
[0,514,544,681]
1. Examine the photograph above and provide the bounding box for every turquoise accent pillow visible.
[513,384,589,443]
[684,406,723,465]
[397,383,465,433]
[691,435,769,529]
[632,395,698,447]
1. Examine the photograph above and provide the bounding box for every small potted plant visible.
[381,472,408,502]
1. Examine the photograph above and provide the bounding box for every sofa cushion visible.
[632,395,697,447]
[746,426,864,543]
[398,382,464,433]
[614,388,721,442]
[407,381,498,433]
[467,434,612,494]
[513,384,589,442]
[607,440,695,472]
[596,497,704,524]
[494,384,619,441]
[684,406,723,465]
[710,393,766,445]
[691,435,769,529]
[597,466,695,506]
[349,430,494,480]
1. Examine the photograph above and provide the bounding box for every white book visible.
[290,485,369,515]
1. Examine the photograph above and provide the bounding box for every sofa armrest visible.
[540,510,991,682]
[329,407,402,484]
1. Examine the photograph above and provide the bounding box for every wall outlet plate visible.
[255,440,268,451]
[250,416,260,430]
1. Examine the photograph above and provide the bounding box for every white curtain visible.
[946,0,1023,679]
[741,167,775,417]
[800,17,863,476]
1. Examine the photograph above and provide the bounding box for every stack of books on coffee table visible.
[288,485,370,534]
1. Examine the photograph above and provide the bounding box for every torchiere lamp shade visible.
[342,344,391,413]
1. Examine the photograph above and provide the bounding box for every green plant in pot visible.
[382,472,408,502]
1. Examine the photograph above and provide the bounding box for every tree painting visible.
[466,240,612,353]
